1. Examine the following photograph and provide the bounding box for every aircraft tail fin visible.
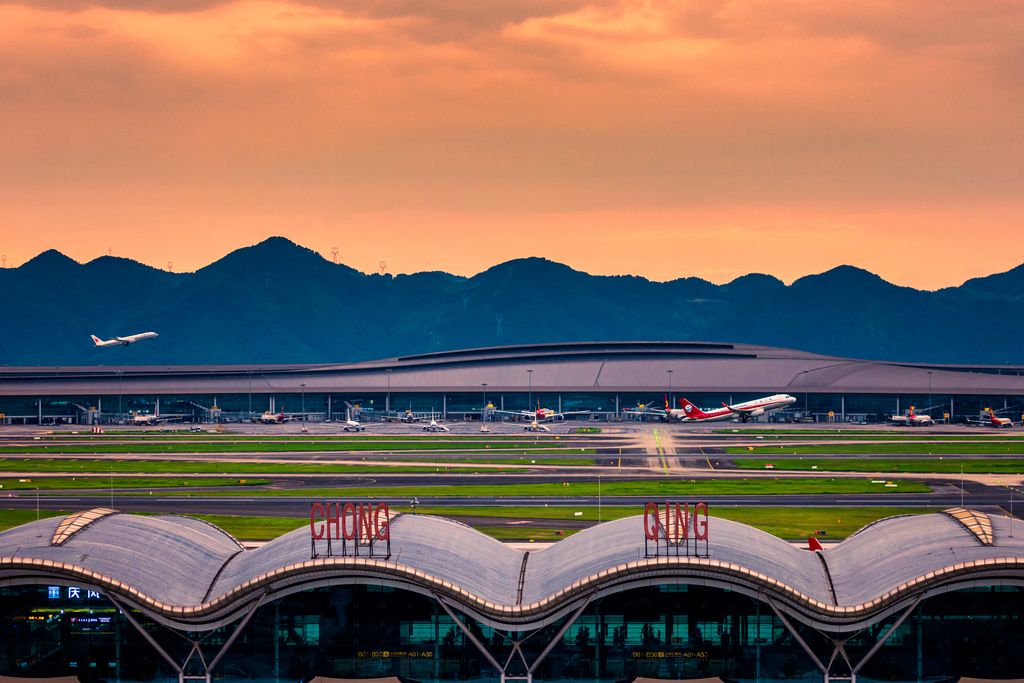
[677,397,707,419]
[90,335,102,345]
[808,537,824,552]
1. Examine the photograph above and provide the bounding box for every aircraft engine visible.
[747,408,765,418]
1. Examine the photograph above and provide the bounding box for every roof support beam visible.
[526,596,593,675]
[109,595,183,675]
[434,594,506,681]
[110,593,268,683]
[207,593,268,673]
[763,593,828,676]
[434,593,593,683]
[851,593,925,676]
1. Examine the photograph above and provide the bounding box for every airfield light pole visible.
[117,371,123,420]
[300,383,306,429]
[528,369,533,409]
[961,465,965,508]
[667,370,673,409]
[802,370,809,417]
[481,384,488,421]
[386,369,392,413]
[928,371,933,417]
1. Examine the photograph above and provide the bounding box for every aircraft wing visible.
[722,402,755,414]
[489,409,531,419]
[626,406,667,417]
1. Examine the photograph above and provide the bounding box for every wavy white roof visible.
[1,509,1023,632]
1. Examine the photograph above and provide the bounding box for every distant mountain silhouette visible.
[2,237,1022,366]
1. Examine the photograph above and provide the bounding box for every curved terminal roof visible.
[2,341,1024,396]
[1,509,1023,632]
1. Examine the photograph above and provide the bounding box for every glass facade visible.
[3,391,1023,424]
[1,582,1020,682]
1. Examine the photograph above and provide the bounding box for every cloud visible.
[1,0,1023,282]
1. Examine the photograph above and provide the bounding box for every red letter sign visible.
[310,503,325,540]
[644,503,659,539]
[694,503,709,541]
[374,503,390,540]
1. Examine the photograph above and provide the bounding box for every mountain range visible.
[2,237,1022,367]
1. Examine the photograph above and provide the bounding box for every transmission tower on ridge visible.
[167,262,173,272]
[331,247,339,264]
[496,314,504,336]
[1,255,6,268]
[108,247,112,257]
[379,261,387,276]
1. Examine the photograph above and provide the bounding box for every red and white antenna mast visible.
[379,261,387,276]
[331,247,339,264]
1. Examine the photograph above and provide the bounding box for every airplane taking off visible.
[887,407,934,426]
[91,332,158,347]
[673,394,797,423]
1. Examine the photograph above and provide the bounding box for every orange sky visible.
[1,0,1023,287]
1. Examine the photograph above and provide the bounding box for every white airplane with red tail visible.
[887,407,934,426]
[671,394,797,423]
[91,332,158,347]
[978,408,1016,428]
[490,402,590,430]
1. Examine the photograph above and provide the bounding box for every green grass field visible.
[0,459,530,475]
[471,526,582,541]
[0,506,940,541]
[735,457,1024,474]
[48,433,591,441]
[0,476,268,491]
[0,457,597,474]
[399,505,935,539]
[0,442,593,455]
[716,429,1024,438]
[727,443,1024,455]
[94,477,931,498]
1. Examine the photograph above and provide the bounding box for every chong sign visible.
[643,502,709,558]
[310,502,391,559]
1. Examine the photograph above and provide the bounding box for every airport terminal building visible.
[1,342,1023,425]
[0,507,1021,682]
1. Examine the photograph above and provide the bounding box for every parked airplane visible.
[524,418,550,432]
[422,417,449,433]
[974,408,1016,428]
[386,410,422,424]
[91,332,158,347]
[340,403,367,432]
[887,407,934,426]
[131,413,183,425]
[490,404,591,423]
[673,394,797,423]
